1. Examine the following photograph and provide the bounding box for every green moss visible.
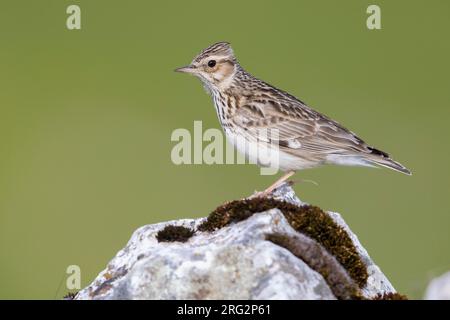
[156,225,195,243]
[198,197,368,288]
[372,292,408,300]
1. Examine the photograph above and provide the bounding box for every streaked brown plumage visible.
[176,42,411,194]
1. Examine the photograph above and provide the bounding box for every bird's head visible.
[175,42,238,91]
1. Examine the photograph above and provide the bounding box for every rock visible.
[75,184,396,300]
[424,271,450,300]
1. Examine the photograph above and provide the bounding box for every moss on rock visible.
[372,292,408,300]
[156,225,195,243]
[266,233,363,300]
[198,197,368,288]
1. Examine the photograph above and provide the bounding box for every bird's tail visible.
[365,147,412,175]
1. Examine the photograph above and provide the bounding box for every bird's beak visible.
[174,65,198,74]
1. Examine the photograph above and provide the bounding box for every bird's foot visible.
[249,181,293,199]
[248,178,317,199]
[249,190,272,199]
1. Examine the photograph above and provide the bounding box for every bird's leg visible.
[263,170,296,194]
[253,171,296,198]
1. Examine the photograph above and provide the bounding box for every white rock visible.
[75,184,395,300]
[424,271,450,300]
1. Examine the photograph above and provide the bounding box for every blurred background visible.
[0,0,449,299]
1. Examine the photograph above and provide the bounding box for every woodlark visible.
[176,42,411,196]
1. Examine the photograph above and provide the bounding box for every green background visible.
[1,0,449,299]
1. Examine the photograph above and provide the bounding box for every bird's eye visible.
[207,60,216,68]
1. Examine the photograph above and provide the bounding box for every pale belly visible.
[224,128,319,172]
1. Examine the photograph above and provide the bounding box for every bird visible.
[175,42,411,196]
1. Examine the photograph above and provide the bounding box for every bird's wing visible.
[231,98,370,156]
